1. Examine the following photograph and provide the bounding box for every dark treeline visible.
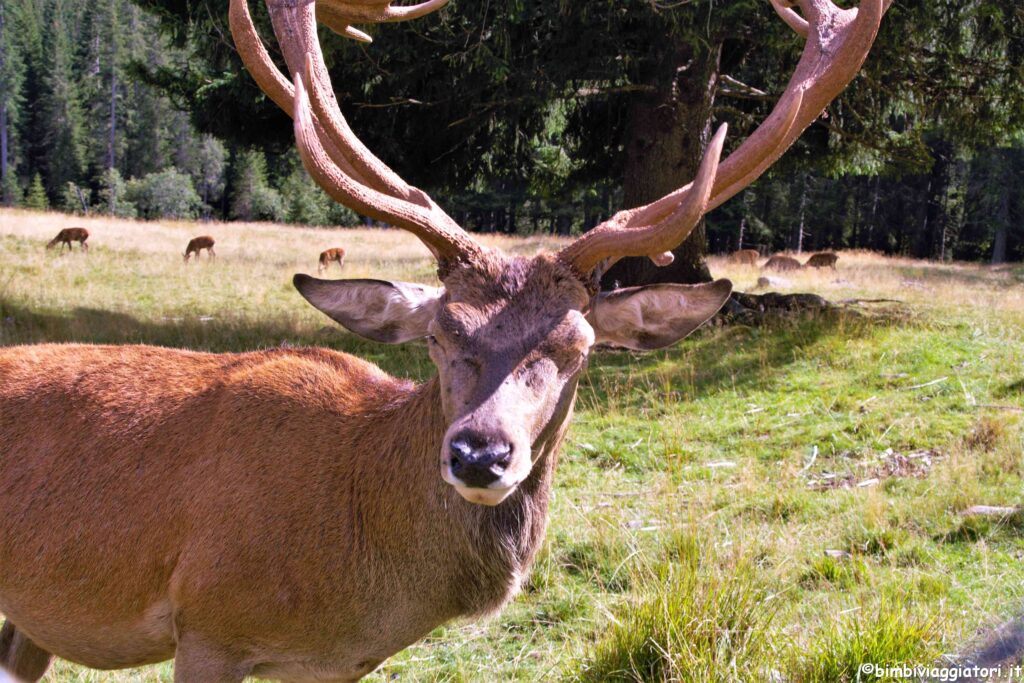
[0,0,357,226]
[0,0,1021,264]
[707,146,1024,262]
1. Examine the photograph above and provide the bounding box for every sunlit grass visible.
[1,209,1023,682]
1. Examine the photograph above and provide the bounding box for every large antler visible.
[229,0,483,263]
[557,0,885,279]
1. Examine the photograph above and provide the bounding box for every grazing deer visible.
[183,235,216,263]
[764,254,803,271]
[805,251,839,269]
[0,0,882,680]
[45,227,89,253]
[729,249,760,266]
[318,247,347,273]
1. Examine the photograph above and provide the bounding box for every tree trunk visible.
[108,71,117,171]
[796,173,809,253]
[601,41,722,290]
[919,139,953,260]
[867,175,880,250]
[991,223,1008,265]
[991,157,1009,264]
[0,103,8,206]
[0,4,8,206]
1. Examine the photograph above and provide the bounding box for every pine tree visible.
[80,0,125,177]
[24,172,47,209]
[0,1,26,205]
[191,135,227,215]
[230,148,283,222]
[40,0,86,198]
[121,3,174,178]
[96,167,136,218]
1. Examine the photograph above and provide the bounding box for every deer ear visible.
[587,280,732,351]
[294,275,444,344]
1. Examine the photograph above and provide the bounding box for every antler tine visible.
[301,52,437,212]
[229,0,374,188]
[317,0,451,31]
[266,0,469,237]
[558,0,884,279]
[316,1,453,44]
[230,0,479,263]
[770,0,809,38]
[709,0,885,209]
[293,73,480,260]
[558,125,727,279]
[231,0,435,206]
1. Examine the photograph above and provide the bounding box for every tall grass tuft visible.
[570,534,778,682]
[790,601,941,682]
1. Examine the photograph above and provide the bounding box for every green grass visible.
[790,600,941,683]
[1,210,1023,681]
[570,533,778,682]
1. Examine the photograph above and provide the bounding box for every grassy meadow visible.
[2,207,1024,682]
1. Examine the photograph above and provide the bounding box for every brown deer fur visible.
[0,252,732,681]
[729,249,760,266]
[0,345,549,680]
[763,254,803,271]
[184,236,216,263]
[805,252,839,269]
[45,228,89,252]
[319,248,346,274]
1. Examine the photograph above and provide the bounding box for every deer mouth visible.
[450,483,518,507]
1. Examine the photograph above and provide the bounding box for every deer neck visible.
[370,375,575,617]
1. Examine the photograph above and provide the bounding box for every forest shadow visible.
[0,299,436,381]
[580,308,881,412]
[1,299,888,414]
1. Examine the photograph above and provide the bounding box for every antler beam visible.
[557,0,885,279]
[229,0,482,263]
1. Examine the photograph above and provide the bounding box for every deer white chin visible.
[451,483,518,507]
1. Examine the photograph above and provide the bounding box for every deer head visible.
[230,0,884,505]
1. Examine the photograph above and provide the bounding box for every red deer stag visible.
[183,235,216,263]
[318,247,347,273]
[806,251,839,268]
[729,249,760,266]
[0,0,883,680]
[45,227,89,253]
[764,254,803,271]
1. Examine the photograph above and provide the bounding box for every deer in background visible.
[183,235,216,263]
[764,254,803,271]
[729,249,760,266]
[318,247,347,273]
[763,251,839,272]
[806,251,839,269]
[0,0,883,680]
[45,227,89,253]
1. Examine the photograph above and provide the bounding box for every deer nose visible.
[448,432,513,488]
